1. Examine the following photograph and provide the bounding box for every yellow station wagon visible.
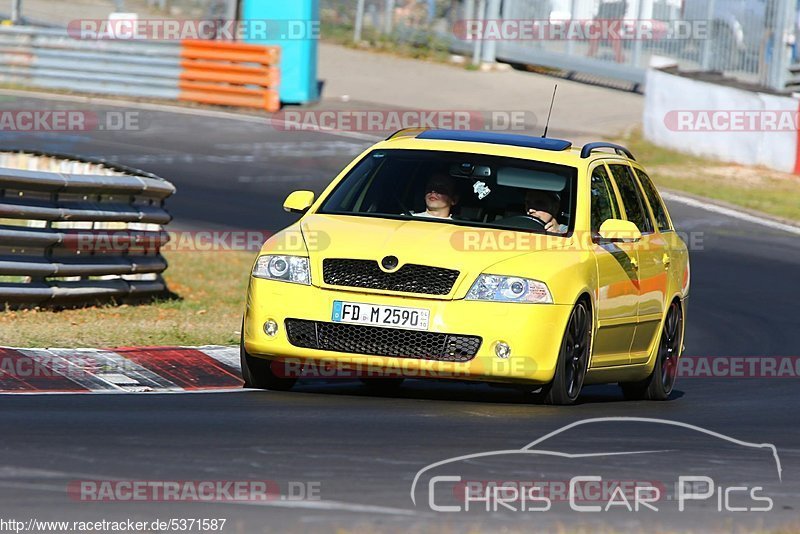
[241,129,689,404]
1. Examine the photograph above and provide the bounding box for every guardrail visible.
[0,152,175,307]
[0,26,280,112]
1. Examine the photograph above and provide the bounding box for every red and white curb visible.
[0,345,241,393]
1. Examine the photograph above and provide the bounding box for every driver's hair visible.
[525,189,559,216]
[425,171,459,202]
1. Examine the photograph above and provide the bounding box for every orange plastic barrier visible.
[178,81,280,112]
[180,62,280,87]
[178,40,281,112]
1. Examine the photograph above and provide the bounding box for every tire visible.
[540,300,592,406]
[239,332,296,391]
[620,300,683,401]
[359,378,405,392]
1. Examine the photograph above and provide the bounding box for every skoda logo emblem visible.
[381,256,399,271]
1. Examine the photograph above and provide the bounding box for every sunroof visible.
[416,130,572,151]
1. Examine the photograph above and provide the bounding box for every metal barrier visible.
[0,152,175,307]
[0,26,281,111]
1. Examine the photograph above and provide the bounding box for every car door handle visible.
[662,253,671,270]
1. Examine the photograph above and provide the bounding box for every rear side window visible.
[589,165,620,233]
[635,169,672,231]
[608,164,653,233]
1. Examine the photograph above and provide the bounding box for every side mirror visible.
[283,190,315,214]
[597,219,642,242]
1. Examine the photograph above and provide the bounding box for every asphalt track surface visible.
[0,95,799,532]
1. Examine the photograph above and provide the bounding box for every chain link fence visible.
[3,0,236,26]
[144,0,235,18]
[324,0,798,91]
[321,0,468,58]
[504,0,795,90]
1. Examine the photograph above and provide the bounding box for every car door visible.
[589,162,638,368]
[630,166,675,364]
[607,163,665,364]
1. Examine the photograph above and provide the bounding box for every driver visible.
[525,189,567,234]
[413,173,458,219]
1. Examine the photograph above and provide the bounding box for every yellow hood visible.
[289,213,571,300]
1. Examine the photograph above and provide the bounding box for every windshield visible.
[318,149,577,234]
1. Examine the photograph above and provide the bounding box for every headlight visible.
[252,255,311,285]
[466,275,552,303]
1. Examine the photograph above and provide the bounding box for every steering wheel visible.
[393,193,414,217]
[501,214,549,231]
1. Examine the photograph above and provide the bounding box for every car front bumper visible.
[243,278,574,385]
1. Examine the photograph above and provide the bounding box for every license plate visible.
[332,301,430,331]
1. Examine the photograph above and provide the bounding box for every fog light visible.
[494,342,511,359]
[263,320,278,337]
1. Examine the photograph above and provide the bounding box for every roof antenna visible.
[542,84,558,138]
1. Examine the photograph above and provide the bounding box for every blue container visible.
[242,0,320,104]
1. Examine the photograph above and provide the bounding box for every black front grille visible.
[285,319,481,362]
[322,259,459,295]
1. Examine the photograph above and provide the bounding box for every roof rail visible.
[385,127,430,140]
[580,142,635,160]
